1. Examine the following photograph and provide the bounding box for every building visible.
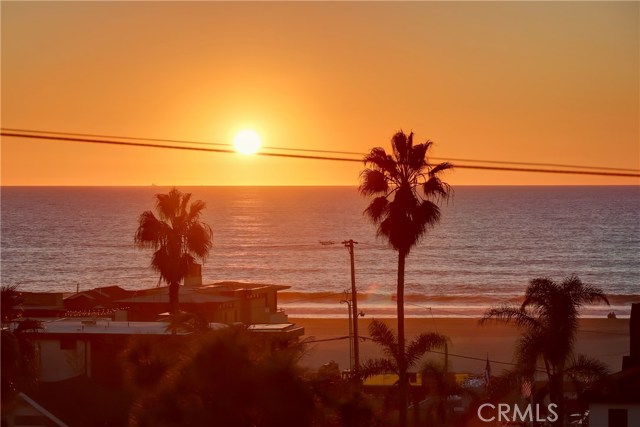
[64,281,292,324]
[23,319,193,384]
[20,292,65,318]
[63,285,132,312]
[587,303,640,427]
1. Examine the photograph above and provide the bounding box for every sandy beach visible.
[292,317,630,374]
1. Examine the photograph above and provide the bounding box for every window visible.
[608,408,627,427]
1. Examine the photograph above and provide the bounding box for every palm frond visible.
[359,358,398,380]
[363,196,389,224]
[134,211,166,248]
[359,169,389,196]
[151,247,179,285]
[408,143,427,170]
[480,304,540,330]
[562,276,610,306]
[429,161,454,176]
[391,131,409,162]
[186,222,214,259]
[515,330,545,376]
[179,191,193,217]
[186,199,207,221]
[423,175,452,203]
[522,277,556,310]
[415,200,441,231]
[363,147,394,173]
[155,188,183,222]
[368,320,400,361]
[565,354,609,382]
[405,332,447,368]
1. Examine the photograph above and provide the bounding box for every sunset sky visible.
[2,1,638,186]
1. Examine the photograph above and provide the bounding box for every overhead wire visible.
[306,334,548,372]
[1,128,630,373]
[2,128,640,177]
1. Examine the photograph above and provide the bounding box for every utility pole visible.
[342,239,360,374]
[340,291,353,371]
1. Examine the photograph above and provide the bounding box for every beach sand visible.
[292,317,630,374]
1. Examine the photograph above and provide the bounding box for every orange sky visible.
[1,1,638,186]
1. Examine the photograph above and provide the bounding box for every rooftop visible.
[29,319,197,335]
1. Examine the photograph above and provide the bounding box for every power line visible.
[356,335,547,372]
[4,127,638,173]
[0,127,233,148]
[304,334,535,369]
[3,130,640,178]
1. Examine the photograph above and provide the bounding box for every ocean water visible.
[1,186,638,318]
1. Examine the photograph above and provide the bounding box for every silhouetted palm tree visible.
[163,311,211,334]
[134,188,213,315]
[359,131,452,427]
[420,362,472,427]
[360,320,447,427]
[481,275,609,426]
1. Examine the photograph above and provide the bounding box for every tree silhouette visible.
[420,362,474,427]
[1,285,42,417]
[359,131,452,427]
[1,284,23,326]
[134,188,213,315]
[481,275,609,426]
[360,320,447,427]
[127,326,314,427]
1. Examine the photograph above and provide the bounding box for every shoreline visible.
[291,317,630,374]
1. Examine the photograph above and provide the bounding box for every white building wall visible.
[37,339,89,382]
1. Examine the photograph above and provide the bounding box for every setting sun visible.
[233,130,261,155]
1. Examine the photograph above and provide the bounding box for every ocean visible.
[1,186,638,318]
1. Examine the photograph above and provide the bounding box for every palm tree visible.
[360,320,447,426]
[420,362,472,427]
[481,275,609,426]
[134,188,213,315]
[359,130,453,427]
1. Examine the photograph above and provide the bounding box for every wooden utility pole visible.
[342,239,360,374]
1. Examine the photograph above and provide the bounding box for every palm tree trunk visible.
[169,281,180,316]
[397,250,407,427]
[549,370,564,427]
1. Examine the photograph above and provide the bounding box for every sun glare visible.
[233,130,261,155]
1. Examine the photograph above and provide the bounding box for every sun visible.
[233,130,261,155]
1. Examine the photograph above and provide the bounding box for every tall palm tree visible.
[134,188,213,315]
[360,320,448,427]
[359,130,453,427]
[481,275,609,426]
